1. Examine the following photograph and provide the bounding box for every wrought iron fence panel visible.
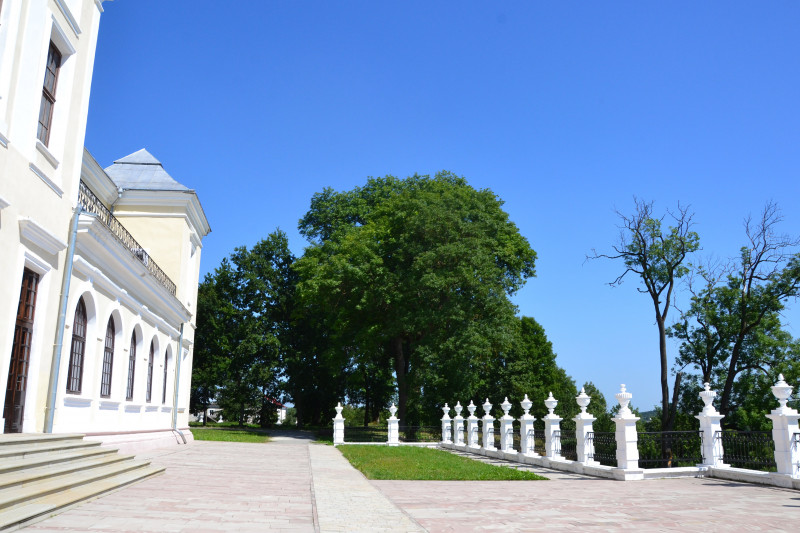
[533,429,546,456]
[399,425,440,442]
[637,431,703,468]
[587,431,616,466]
[343,426,388,443]
[78,181,177,295]
[716,430,776,471]
[793,433,800,471]
[558,430,578,461]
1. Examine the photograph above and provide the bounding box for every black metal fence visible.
[716,430,776,471]
[399,425,440,442]
[554,430,578,461]
[343,426,388,443]
[587,431,616,466]
[78,181,177,296]
[637,431,703,468]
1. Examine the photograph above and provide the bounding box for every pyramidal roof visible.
[105,148,190,191]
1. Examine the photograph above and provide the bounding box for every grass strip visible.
[338,445,548,480]
[190,427,271,443]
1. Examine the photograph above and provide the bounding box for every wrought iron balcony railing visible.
[78,181,177,296]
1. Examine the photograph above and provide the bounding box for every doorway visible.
[4,268,39,433]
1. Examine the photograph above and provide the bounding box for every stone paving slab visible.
[373,477,800,532]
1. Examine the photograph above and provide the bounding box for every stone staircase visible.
[0,433,164,531]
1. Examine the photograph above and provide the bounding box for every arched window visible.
[146,341,154,403]
[162,350,169,404]
[126,332,136,400]
[66,298,86,393]
[100,318,115,397]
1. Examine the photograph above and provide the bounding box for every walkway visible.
[19,433,800,532]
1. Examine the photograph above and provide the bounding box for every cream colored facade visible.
[0,1,210,451]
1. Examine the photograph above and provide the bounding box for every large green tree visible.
[294,172,536,424]
[192,230,295,426]
[669,203,800,419]
[590,199,700,430]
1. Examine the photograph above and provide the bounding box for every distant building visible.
[0,0,210,451]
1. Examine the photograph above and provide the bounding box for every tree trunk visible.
[390,336,408,425]
[657,317,673,431]
[720,340,743,416]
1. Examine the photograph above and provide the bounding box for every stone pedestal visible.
[482,398,496,451]
[499,397,514,452]
[543,392,563,460]
[387,403,399,446]
[519,394,537,458]
[695,383,726,467]
[441,403,452,444]
[466,400,480,449]
[333,402,345,445]
[612,385,642,478]
[453,401,465,446]
[766,375,800,478]
[574,388,597,464]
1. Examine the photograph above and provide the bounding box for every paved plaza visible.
[19,432,800,532]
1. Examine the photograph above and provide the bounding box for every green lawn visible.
[337,445,548,480]
[190,427,271,443]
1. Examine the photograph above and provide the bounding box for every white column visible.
[543,392,563,459]
[519,394,537,458]
[453,401,465,446]
[695,383,726,467]
[387,403,399,446]
[441,403,452,444]
[766,375,800,478]
[482,398,496,451]
[574,387,597,464]
[333,402,345,445]
[466,400,480,449]
[612,385,640,474]
[499,397,514,452]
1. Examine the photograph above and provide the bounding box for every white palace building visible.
[0,1,210,451]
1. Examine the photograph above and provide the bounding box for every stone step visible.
[0,464,164,531]
[0,457,154,510]
[0,439,102,461]
[0,433,85,445]
[0,451,133,491]
[0,446,117,477]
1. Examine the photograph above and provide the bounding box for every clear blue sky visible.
[85,1,800,411]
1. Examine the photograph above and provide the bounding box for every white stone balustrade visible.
[453,401,465,445]
[612,384,643,479]
[333,402,345,445]
[482,398,496,451]
[696,383,726,467]
[499,397,515,452]
[574,387,597,464]
[467,400,480,449]
[543,392,563,459]
[766,374,800,479]
[387,403,399,446]
[519,394,537,458]
[441,403,452,444]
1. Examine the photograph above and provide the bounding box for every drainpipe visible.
[172,323,187,443]
[44,205,82,433]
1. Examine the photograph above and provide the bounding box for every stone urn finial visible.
[334,402,344,419]
[544,392,558,415]
[616,384,632,416]
[482,398,493,416]
[501,397,512,417]
[388,403,397,419]
[772,374,793,410]
[576,387,591,414]
[454,401,463,416]
[442,403,451,419]
[467,400,477,417]
[520,394,532,416]
[699,383,719,415]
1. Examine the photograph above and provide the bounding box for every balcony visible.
[77,181,177,296]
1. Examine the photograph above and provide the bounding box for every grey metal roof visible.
[105,149,190,191]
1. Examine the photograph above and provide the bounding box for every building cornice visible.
[18,217,68,255]
[81,148,119,206]
[114,189,211,238]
